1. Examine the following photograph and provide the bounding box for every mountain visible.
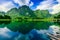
[5,5,36,34]
[6,5,36,21]
[34,10,51,18]
[0,5,54,34]
[0,12,5,16]
[18,5,36,18]
[6,8,20,18]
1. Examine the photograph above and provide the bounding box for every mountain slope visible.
[18,5,36,18]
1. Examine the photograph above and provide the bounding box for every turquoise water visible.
[0,27,50,40]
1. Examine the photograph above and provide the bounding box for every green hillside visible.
[0,5,59,34]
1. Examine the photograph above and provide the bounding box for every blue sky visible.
[0,0,60,39]
[0,0,60,14]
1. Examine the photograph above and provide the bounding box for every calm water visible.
[0,27,50,40]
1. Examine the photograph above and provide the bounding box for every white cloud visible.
[57,0,60,3]
[0,27,12,38]
[50,4,60,14]
[36,4,50,10]
[0,2,15,12]
[0,27,19,39]
[0,1,16,12]
[48,25,60,34]
[13,0,30,6]
[36,0,53,10]
[36,0,60,14]
[29,2,34,7]
[49,0,60,14]
[0,0,33,12]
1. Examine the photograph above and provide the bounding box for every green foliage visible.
[18,5,36,18]
[34,10,51,18]
[54,13,60,25]
[0,5,54,34]
[6,8,20,18]
[34,21,53,30]
[0,12,5,15]
[3,15,11,24]
[7,21,35,34]
[0,15,11,28]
